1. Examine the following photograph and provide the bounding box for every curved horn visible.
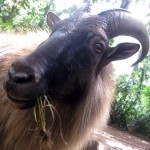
[99,9,149,66]
[74,2,91,15]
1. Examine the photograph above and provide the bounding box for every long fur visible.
[0,32,115,150]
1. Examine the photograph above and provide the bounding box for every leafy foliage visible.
[110,54,150,139]
[0,0,55,32]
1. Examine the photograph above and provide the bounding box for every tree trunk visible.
[120,0,132,9]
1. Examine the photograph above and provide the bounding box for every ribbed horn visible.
[99,9,149,66]
[74,2,91,15]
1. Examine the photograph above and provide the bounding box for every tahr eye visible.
[95,43,103,53]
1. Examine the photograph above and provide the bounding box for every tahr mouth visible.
[7,95,36,109]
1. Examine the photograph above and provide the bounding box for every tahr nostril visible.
[13,73,33,84]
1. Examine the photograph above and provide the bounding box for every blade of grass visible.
[33,104,38,123]
[33,96,67,144]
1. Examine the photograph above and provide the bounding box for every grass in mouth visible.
[33,95,67,144]
[33,96,54,133]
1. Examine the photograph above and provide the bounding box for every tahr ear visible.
[47,12,61,30]
[105,43,140,64]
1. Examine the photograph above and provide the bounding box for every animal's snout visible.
[7,59,35,85]
[8,68,33,84]
[3,59,42,109]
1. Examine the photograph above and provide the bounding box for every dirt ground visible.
[96,126,150,150]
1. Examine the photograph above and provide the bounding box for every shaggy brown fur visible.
[0,32,114,150]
